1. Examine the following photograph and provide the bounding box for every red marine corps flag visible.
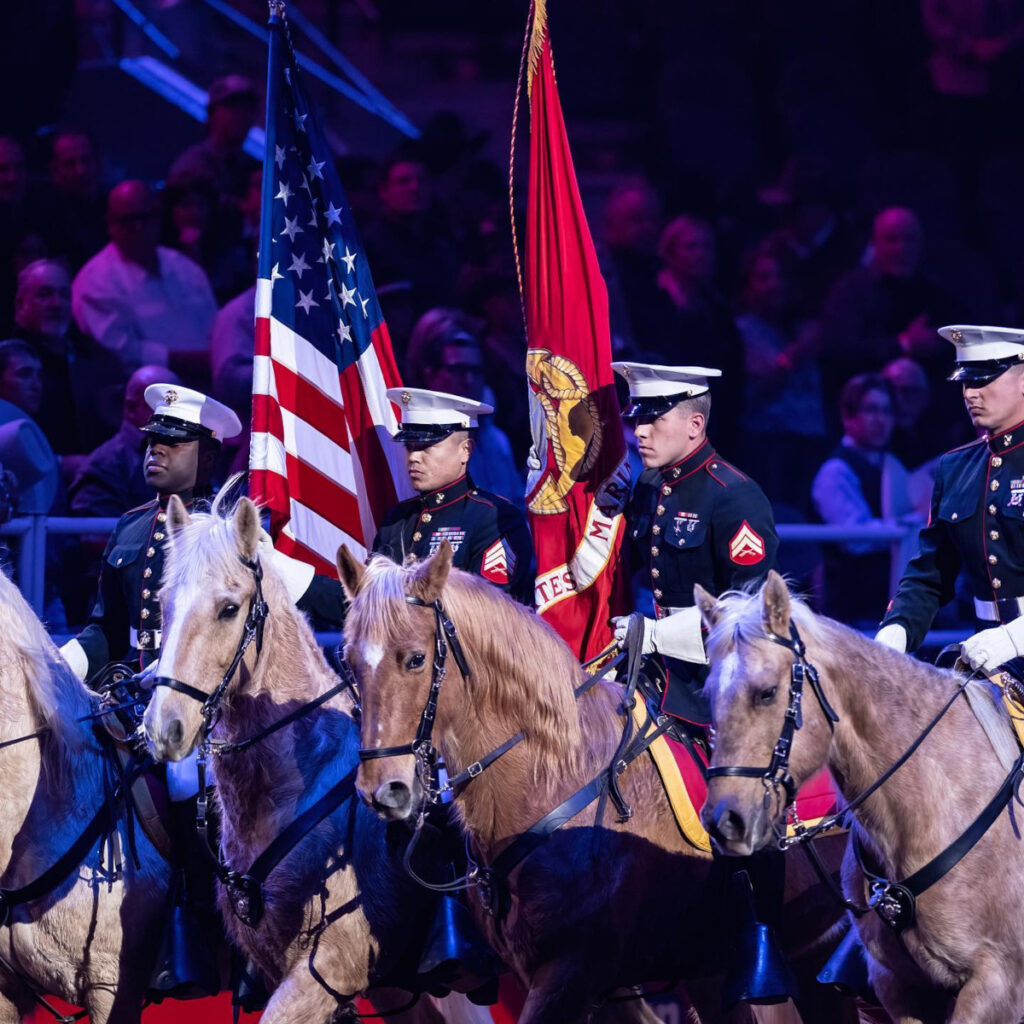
[518,0,631,659]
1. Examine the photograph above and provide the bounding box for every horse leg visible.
[870,960,947,1024]
[948,962,1024,1024]
[589,994,663,1023]
[516,959,602,1024]
[261,974,355,1024]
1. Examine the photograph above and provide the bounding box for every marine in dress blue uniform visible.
[612,363,779,723]
[373,387,534,604]
[878,326,1024,671]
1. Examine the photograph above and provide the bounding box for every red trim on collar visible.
[987,417,1024,454]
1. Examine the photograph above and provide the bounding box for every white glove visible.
[961,622,1024,674]
[258,529,315,604]
[611,614,656,655]
[611,607,707,664]
[60,637,89,681]
[874,623,908,653]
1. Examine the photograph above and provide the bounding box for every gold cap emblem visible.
[164,389,179,405]
[400,391,411,404]
[951,329,963,342]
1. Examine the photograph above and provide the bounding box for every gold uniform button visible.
[652,525,661,535]
[653,588,663,599]
[140,608,150,619]
[989,504,998,515]
[951,513,958,520]
[989,555,999,564]
[711,463,718,469]
[421,513,432,523]
[656,505,666,516]
[143,567,152,578]
[991,530,1000,541]
[661,485,672,496]
[413,531,422,542]
[116,557,123,566]
[993,578,1003,589]
[993,456,1003,468]
[153,531,165,541]
[651,569,660,579]
[146,546,156,557]
[142,588,151,599]
[991,480,1000,491]
[157,512,167,523]
[651,546,659,557]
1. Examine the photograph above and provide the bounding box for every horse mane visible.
[0,570,90,764]
[349,556,592,788]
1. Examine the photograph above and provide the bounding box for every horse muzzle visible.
[363,773,425,822]
[702,796,768,857]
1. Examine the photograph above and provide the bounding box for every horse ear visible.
[166,494,191,538]
[412,540,453,602]
[693,583,719,630]
[233,497,261,560]
[336,544,366,600]
[761,570,791,638]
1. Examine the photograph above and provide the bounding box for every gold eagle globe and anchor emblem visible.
[527,349,602,514]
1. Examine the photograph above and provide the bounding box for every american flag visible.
[249,2,410,575]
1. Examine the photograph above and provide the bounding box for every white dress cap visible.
[939,325,1024,386]
[142,383,243,442]
[386,387,494,442]
[611,362,722,418]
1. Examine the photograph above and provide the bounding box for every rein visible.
[707,619,1024,933]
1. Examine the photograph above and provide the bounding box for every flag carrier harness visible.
[706,623,1024,934]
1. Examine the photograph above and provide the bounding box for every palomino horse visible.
[144,495,480,1024]
[698,570,1024,1024]
[338,542,855,1024]
[0,569,169,1022]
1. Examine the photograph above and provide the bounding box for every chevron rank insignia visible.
[728,520,766,565]
[481,539,515,584]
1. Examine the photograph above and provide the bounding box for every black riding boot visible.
[149,794,222,999]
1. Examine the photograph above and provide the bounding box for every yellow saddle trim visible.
[998,674,1024,749]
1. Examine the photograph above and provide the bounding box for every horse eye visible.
[404,652,426,671]
[219,603,240,621]
[756,686,778,706]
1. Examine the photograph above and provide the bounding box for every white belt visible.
[974,596,1024,623]
[129,627,162,650]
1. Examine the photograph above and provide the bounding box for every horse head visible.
[339,541,457,822]
[698,571,835,856]
[144,494,274,761]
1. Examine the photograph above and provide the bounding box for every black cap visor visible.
[141,414,216,443]
[948,356,1024,387]
[394,421,464,444]
[621,392,690,422]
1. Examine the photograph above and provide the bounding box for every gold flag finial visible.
[526,0,548,94]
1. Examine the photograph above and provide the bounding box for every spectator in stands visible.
[13,258,123,453]
[598,178,665,357]
[169,75,261,220]
[0,339,42,419]
[406,308,523,505]
[816,206,954,420]
[881,356,935,470]
[71,180,218,379]
[0,137,50,328]
[42,129,106,271]
[70,365,179,517]
[735,244,826,508]
[812,373,920,625]
[654,215,745,458]
[361,151,459,358]
[210,283,255,419]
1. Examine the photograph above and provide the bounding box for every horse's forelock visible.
[162,510,247,596]
[345,555,417,650]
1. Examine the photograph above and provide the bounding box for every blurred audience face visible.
[659,217,716,286]
[0,346,43,416]
[741,252,788,317]
[124,365,178,429]
[379,160,426,218]
[424,340,486,402]
[882,357,930,428]
[963,366,1024,436]
[170,188,213,247]
[603,183,661,253]
[209,96,259,150]
[107,181,160,267]
[843,386,895,451]
[871,208,923,278]
[632,402,707,469]
[50,133,99,199]
[0,138,27,204]
[403,431,472,493]
[14,260,72,341]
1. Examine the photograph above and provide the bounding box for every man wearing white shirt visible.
[71,180,217,373]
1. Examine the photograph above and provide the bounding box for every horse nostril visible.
[372,781,411,818]
[713,803,746,843]
[165,718,184,749]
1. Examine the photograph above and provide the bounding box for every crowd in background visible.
[2,0,1022,634]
